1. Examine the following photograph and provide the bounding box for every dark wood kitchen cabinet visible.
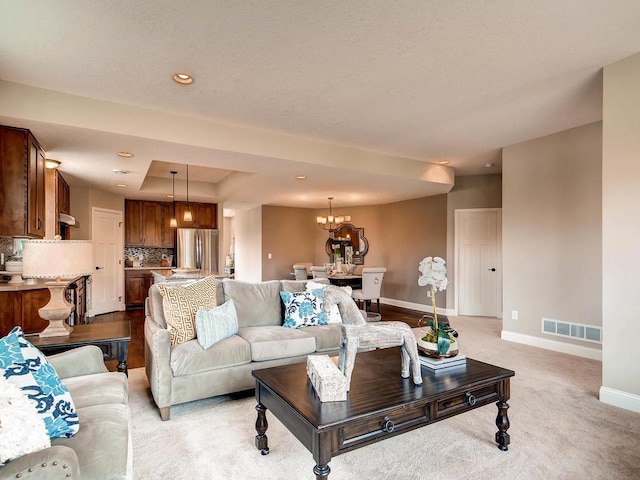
[124,269,153,308]
[0,277,89,336]
[0,125,46,238]
[174,201,217,228]
[125,199,175,247]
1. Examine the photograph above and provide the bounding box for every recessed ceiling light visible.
[484,163,495,168]
[117,151,134,158]
[116,183,127,188]
[113,169,130,175]
[295,175,307,180]
[438,160,450,165]
[173,73,194,84]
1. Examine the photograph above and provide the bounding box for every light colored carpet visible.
[129,317,640,479]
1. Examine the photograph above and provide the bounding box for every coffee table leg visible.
[495,400,510,451]
[255,403,270,455]
[313,464,330,480]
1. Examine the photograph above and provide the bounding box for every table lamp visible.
[22,239,93,337]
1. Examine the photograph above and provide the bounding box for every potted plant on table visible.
[417,256,458,357]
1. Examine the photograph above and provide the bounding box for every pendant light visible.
[316,197,350,233]
[169,171,178,228]
[183,164,193,222]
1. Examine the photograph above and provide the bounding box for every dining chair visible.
[293,264,309,280]
[310,266,329,279]
[351,267,387,313]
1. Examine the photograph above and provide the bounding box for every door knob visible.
[489,268,496,272]
[95,266,104,270]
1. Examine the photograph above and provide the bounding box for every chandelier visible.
[316,197,350,233]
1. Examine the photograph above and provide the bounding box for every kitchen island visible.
[150,269,231,285]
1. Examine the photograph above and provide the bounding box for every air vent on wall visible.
[542,318,602,344]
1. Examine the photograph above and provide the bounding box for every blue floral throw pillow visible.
[281,291,329,328]
[0,327,79,438]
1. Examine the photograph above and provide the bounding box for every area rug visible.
[129,317,640,479]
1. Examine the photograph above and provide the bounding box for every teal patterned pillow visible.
[0,327,79,438]
[195,299,239,349]
[280,291,329,328]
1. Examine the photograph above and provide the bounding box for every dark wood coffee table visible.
[28,321,131,375]
[253,348,514,479]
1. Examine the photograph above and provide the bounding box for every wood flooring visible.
[90,304,429,371]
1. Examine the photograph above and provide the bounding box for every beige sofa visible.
[0,346,131,480]
[144,278,342,420]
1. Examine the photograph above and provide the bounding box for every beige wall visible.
[234,206,262,282]
[257,192,514,311]
[502,122,602,351]
[601,52,640,408]
[446,174,503,310]
[70,187,124,240]
[262,205,318,280]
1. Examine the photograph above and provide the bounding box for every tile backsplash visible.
[0,237,14,268]
[124,247,175,267]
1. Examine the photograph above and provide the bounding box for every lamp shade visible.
[22,240,93,279]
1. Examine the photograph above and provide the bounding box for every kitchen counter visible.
[150,269,231,283]
[0,277,52,292]
[124,266,174,271]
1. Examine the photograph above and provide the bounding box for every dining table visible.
[327,273,362,289]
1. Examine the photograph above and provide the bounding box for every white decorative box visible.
[306,355,347,402]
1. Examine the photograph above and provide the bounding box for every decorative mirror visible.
[325,223,369,265]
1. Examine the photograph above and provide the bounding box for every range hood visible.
[59,212,77,226]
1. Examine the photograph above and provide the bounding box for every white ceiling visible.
[1,1,640,209]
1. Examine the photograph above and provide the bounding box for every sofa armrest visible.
[0,446,81,480]
[144,314,173,417]
[47,345,109,379]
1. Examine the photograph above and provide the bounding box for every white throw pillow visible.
[305,281,352,324]
[0,375,51,464]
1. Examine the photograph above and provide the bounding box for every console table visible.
[27,321,131,375]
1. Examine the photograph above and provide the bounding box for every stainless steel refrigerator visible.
[177,228,219,271]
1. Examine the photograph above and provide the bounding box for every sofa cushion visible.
[237,326,316,361]
[281,291,330,328]
[63,372,128,408]
[0,327,79,439]
[222,280,282,328]
[53,403,131,480]
[305,281,351,324]
[299,324,343,352]
[195,300,239,350]
[170,335,251,377]
[157,275,218,346]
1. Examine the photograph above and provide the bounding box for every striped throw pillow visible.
[195,299,239,349]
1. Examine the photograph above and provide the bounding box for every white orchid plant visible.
[418,256,450,344]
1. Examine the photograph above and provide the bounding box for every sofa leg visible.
[159,407,170,421]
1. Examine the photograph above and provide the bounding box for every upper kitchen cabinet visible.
[57,172,70,214]
[125,199,175,247]
[0,125,46,238]
[174,201,217,229]
[160,202,175,248]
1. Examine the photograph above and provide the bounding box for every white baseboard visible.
[381,297,455,317]
[599,386,640,414]
[501,330,602,361]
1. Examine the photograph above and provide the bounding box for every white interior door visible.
[455,209,502,317]
[91,208,123,316]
